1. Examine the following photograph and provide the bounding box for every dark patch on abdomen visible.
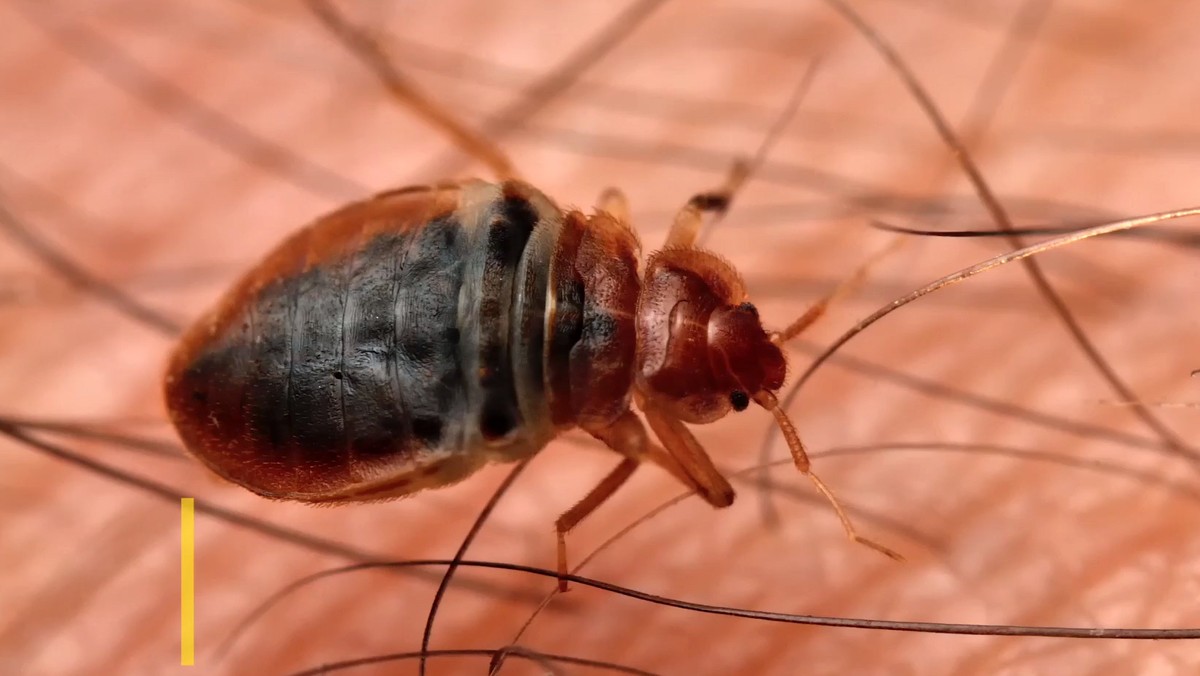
[475,196,537,441]
[178,216,467,477]
[545,211,587,426]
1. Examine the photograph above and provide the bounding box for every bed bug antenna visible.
[753,390,905,561]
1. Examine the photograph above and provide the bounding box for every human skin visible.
[3,1,1200,675]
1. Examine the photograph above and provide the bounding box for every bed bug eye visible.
[730,390,750,411]
[737,301,757,316]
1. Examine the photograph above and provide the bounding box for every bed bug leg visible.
[665,160,752,248]
[596,408,722,504]
[556,411,653,592]
[770,238,904,345]
[555,456,639,592]
[556,409,723,591]
[673,60,822,250]
[637,395,736,508]
[754,390,904,562]
[597,187,630,223]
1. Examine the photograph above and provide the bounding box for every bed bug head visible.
[708,300,787,406]
[636,248,787,424]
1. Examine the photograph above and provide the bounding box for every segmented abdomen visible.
[164,181,561,501]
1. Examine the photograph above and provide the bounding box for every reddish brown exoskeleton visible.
[163,0,901,591]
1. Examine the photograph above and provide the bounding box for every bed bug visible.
[163,0,901,588]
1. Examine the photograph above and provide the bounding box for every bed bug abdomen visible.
[165,182,559,502]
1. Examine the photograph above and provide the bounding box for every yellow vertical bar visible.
[181,497,195,667]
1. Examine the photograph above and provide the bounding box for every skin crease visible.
[3,0,1200,674]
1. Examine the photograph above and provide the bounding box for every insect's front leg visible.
[770,238,904,345]
[665,160,751,248]
[634,391,736,509]
[596,187,630,223]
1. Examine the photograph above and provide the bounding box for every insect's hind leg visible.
[304,0,518,181]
